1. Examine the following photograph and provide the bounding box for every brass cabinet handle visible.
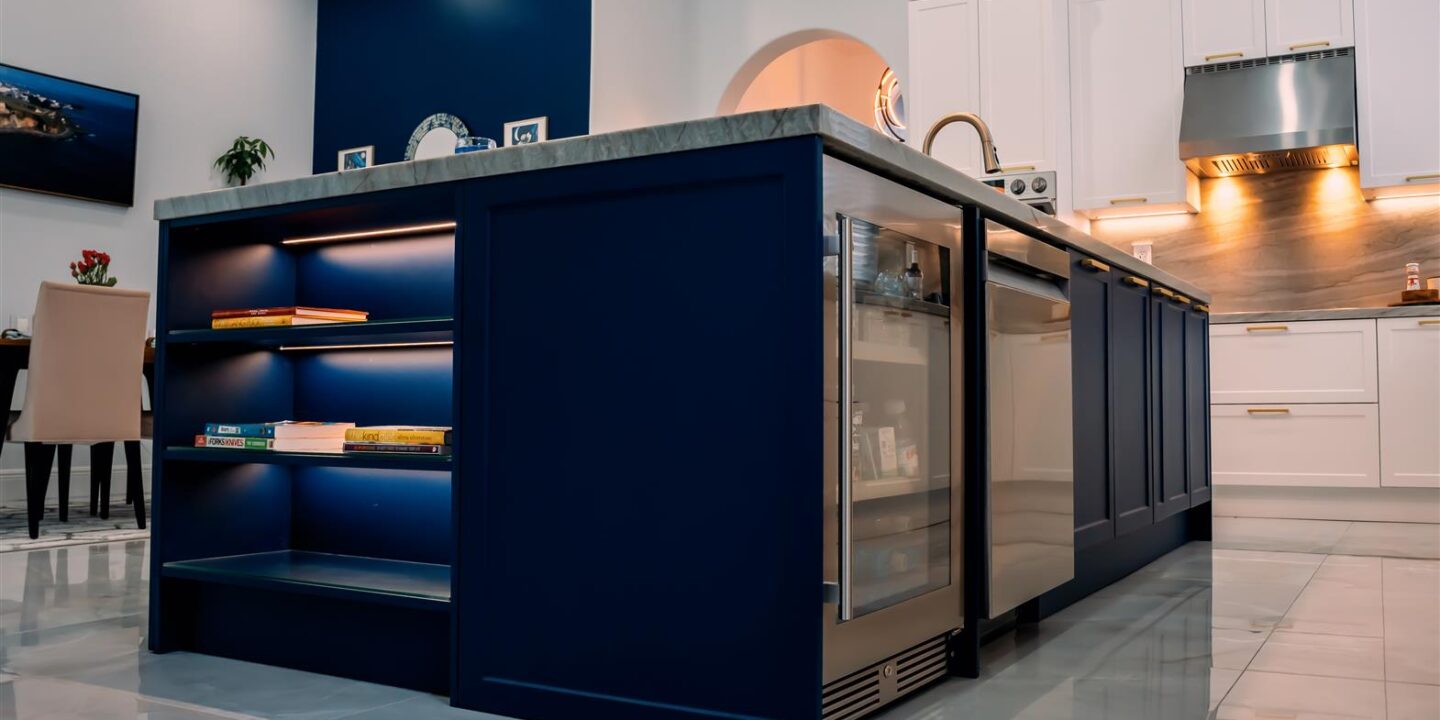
[1175,295,1192,305]
[1289,40,1331,51]
[1195,303,1211,313]
[1406,173,1440,183]
[1110,196,1149,205]
[1000,165,1037,173]
[1155,287,1177,299]
[1247,408,1291,415]
[1246,325,1289,332]
[1204,51,1245,62]
[1420,319,1440,326]
[1079,258,1111,273]
[1122,276,1150,288]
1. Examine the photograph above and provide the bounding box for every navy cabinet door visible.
[1110,276,1154,536]
[1070,252,1115,549]
[1186,306,1212,506]
[1153,294,1190,522]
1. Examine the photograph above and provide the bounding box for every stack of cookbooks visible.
[210,306,368,329]
[343,426,452,456]
[194,421,356,452]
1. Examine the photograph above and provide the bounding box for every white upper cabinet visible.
[1265,0,1354,54]
[908,0,981,174]
[976,0,1062,174]
[1354,0,1440,195]
[1069,0,1199,216]
[908,0,1063,177]
[1378,317,1440,488]
[1182,0,1267,65]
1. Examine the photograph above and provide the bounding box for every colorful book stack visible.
[195,421,356,452]
[343,426,452,456]
[211,306,368,329]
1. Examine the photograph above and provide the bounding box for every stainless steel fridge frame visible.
[820,155,967,717]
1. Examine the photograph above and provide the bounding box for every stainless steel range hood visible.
[1180,52,1358,177]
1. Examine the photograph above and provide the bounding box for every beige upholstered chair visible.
[7,282,150,539]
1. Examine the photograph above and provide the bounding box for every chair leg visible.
[23,443,56,540]
[91,442,114,521]
[124,440,146,530]
[57,445,72,522]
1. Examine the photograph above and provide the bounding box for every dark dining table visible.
[0,337,155,416]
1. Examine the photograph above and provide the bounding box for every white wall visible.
[0,0,319,485]
[591,0,909,133]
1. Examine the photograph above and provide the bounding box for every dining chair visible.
[7,282,151,539]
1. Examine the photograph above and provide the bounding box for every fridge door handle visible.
[838,214,855,622]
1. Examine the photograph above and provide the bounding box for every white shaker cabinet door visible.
[1210,319,1378,404]
[1355,0,1440,195]
[1069,0,1198,216]
[977,0,1061,173]
[1266,0,1354,55]
[1212,404,1381,487]
[1182,0,1267,66]
[909,0,982,175]
[1378,317,1440,488]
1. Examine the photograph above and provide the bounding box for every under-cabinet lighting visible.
[281,221,458,245]
[277,341,454,352]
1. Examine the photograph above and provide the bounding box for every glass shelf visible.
[163,550,450,611]
[164,446,452,471]
[165,317,454,348]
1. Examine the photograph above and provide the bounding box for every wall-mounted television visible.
[0,63,139,207]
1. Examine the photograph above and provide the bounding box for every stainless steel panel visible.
[822,154,965,684]
[1180,54,1357,175]
[985,220,1070,280]
[986,282,1075,618]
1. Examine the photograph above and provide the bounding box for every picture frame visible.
[503,116,548,147]
[337,145,374,172]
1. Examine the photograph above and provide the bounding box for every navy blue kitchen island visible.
[148,105,1213,720]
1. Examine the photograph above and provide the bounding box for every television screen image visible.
[0,63,139,206]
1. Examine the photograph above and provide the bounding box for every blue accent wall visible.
[312,0,591,174]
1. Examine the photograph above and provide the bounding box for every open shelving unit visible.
[150,184,460,694]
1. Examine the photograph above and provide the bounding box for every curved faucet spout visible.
[921,112,1002,174]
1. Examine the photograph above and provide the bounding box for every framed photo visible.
[503,117,548,146]
[338,145,374,172]
[0,63,139,206]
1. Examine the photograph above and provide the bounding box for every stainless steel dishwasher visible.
[983,223,1075,618]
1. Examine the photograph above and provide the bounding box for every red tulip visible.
[98,253,110,265]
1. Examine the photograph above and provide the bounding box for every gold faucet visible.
[921,112,1001,173]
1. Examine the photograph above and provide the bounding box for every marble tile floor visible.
[1212,516,1440,560]
[0,502,149,554]
[0,528,1435,719]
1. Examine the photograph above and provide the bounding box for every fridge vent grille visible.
[822,634,950,720]
[1186,46,1351,74]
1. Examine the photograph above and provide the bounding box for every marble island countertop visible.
[1212,306,1440,323]
[155,104,1210,302]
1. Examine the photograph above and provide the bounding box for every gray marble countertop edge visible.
[155,104,1210,302]
[1211,306,1440,323]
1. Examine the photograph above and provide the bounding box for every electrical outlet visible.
[14,316,30,335]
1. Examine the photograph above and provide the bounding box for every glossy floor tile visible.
[0,526,1434,720]
[1212,516,1352,555]
[1333,521,1440,560]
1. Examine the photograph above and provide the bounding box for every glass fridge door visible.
[838,215,952,621]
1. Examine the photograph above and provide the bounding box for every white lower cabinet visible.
[1210,319,1377,405]
[1378,317,1440,488]
[1211,404,1380,488]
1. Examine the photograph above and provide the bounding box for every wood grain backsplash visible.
[1088,168,1440,313]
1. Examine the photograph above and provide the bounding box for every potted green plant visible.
[214,136,275,187]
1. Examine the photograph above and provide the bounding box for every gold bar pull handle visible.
[1204,51,1245,62]
[1110,196,1149,205]
[1246,325,1289,333]
[1195,303,1211,314]
[1122,276,1150,288]
[1420,319,1440,326]
[1175,295,1192,305]
[1247,407,1291,415]
[1289,40,1331,51]
[1155,287,1177,299]
[1079,258,1111,273]
[1406,173,1440,183]
[1000,164,1037,173]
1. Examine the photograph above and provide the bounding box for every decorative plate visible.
[404,113,470,161]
